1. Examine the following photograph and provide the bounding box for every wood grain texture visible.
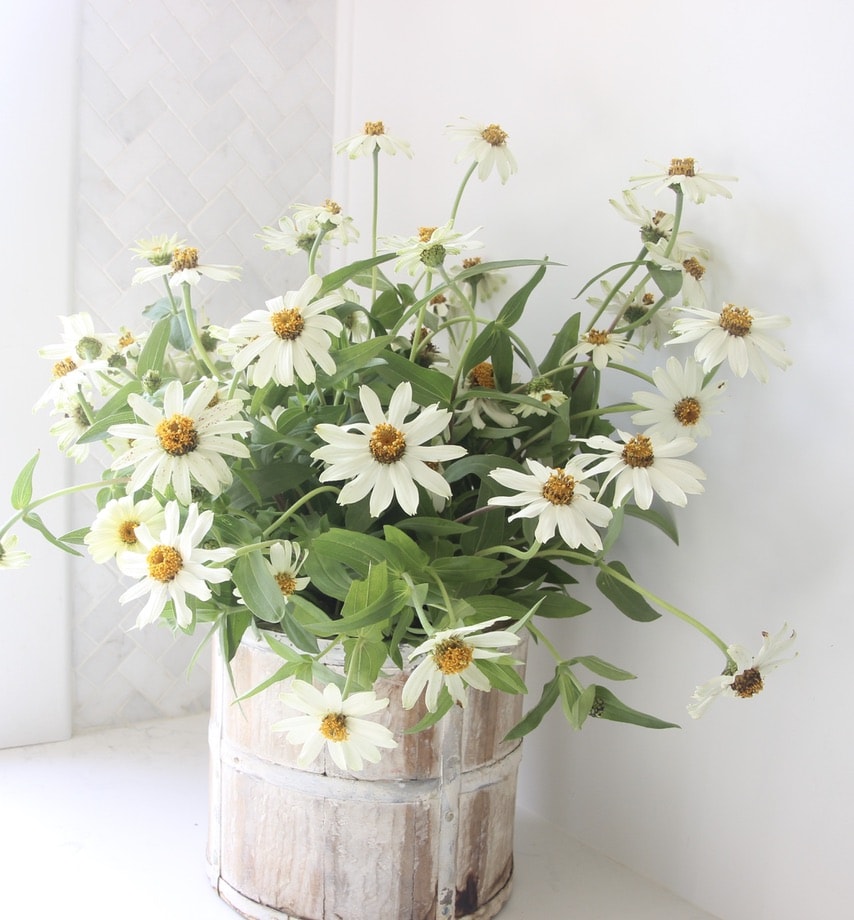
[208,632,526,920]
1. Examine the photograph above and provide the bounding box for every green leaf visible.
[592,686,680,729]
[430,555,506,585]
[568,655,637,681]
[596,561,660,622]
[221,609,253,663]
[320,253,396,294]
[490,326,514,392]
[395,517,475,537]
[11,452,39,510]
[76,410,137,444]
[377,350,453,405]
[648,263,682,299]
[505,672,560,740]
[528,592,591,619]
[624,503,680,544]
[232,552,284,624]
[462,323,500,376]
[320,335,394,385]
[136,315,172,377]
[370,289,406,331]
[22,512,82,556]
[381,525,429,574]
[476,659,527,695]
[601,504,625,555]
[496,262,548,329]
[57,526,90,546]
[403,689,454,733]
[343,637,389,691]
[540,312,581,374]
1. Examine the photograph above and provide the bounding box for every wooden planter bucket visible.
[207,631,526,920]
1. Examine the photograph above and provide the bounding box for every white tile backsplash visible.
[72,0,337,731]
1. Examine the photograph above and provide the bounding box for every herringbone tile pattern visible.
[72,0,337,729]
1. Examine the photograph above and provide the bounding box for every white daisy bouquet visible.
[2,118,797,764]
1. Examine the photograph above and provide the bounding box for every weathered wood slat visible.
[208,633,525,920]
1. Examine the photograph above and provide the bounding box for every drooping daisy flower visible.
[49,396,93,463]
[229,274,345,387]
[562,329,636,371]
[273,680,397,772]
[0,534,30,570]
[265,541,310,603]
[451,256,507,301]
[401,617,522,712]
[447,118,518,184]
[84,495,165,564]
[667,303,792,382]
[631,356,726,440]
[382,222,482,276]
[132,245,241,288]
[488,458,613,551]
[109,378,251,505]
[610,190,675,244]
[592,283,676,350]
[688,624,797,719]
[455,361,517,430]
[291,200,359,245]
[578,430,706,510]
[312,381,466,517]
[644,239,710,307]
[256,213,318,255]
[116,501,233,629]
[630,157,737,204]
[514,380,568,418]
[130,234,185,266]
[334,120,413,159]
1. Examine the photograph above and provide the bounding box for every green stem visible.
[475,540,541,561]
[261,486,341,538]
[370,147,380,307]
[662,188,684,260]
[449,162,478,223]
[585,247,648,331]
[181,283,221,379]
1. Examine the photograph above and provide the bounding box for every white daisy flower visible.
[291,200,359,245]
[382,222,482,276]
[312,381,466,518]
[630,157,737,204]
[447,118,518,184]
[450,256,507,301]
[130,233,185,266]
[132,245,241,288]
[455,361,517,430]
[49,396,93,463]
[116,501,233,629]
[488,458,612,551]
[38,312,119,367]
[578,429,706,510]
[230,275,344,387]
[667,303,792,382]
[688,624,797,719]
[610,189,675,244]
[644,239,710,307]
[34,355,94,412]
[256,213,318,255]
[266,541,310,602]
[631,356,726,440]
[402,617,522,712]
[84,495,166,564]
[591,282,676,350]
[334,120,413,159]
[274,680,398,772]
[513,378,568,419]
[0,534,30,570]
[109,378,251,505]
[562,329,637,371]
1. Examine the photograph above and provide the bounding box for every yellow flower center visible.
[363,121,385,136]
[170,246,199,272]
[369,423,407,464]
[52,357,77,379]
[430,294,447,307]
[118,332,135,348]
[146,544,183,582]
[542,469,576,506]
[668,157,696,177]
[271,307,305,340]
[418,226,437,243]
[323,199,341,214]
[468,361,496,389]
[586,329,610,346]
[674,397,702,427]
[642,292,656,305]
[622,434,655,468]
[719,304,753,337]
[462,257,482,270]
[118,520,140,545]
[682,257,705,280]
[156,414,199,456]
[433,637,474,675]
[319,712,349,742]
[731,667,763,698]
[275,572,297,596]
[480,124,508,146]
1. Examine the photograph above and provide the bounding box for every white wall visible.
[334,2,854,918]
[0,2,79,747]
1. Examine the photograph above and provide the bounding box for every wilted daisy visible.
[116,501,233,629]
[578,430,706,510]
[668,303,792,382]
[312,381,466,517]
[132,245,241,288]
[402,617,522,712]
[447,117,518,184]
[630,157,737,204]
[109,378,251,505]
[84,495,165,564]
[562,329,636,371]
[513,378,568,419]
[256,213,318,255]
[383,222,482,276]
[688,624,797,719]
[631,356,726,440]
[489,458,613,551]
[274,680,397,772]
[0,534,30,570]
[334,120,413,159]
[230,275,344,387]
[455,361,517,430]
